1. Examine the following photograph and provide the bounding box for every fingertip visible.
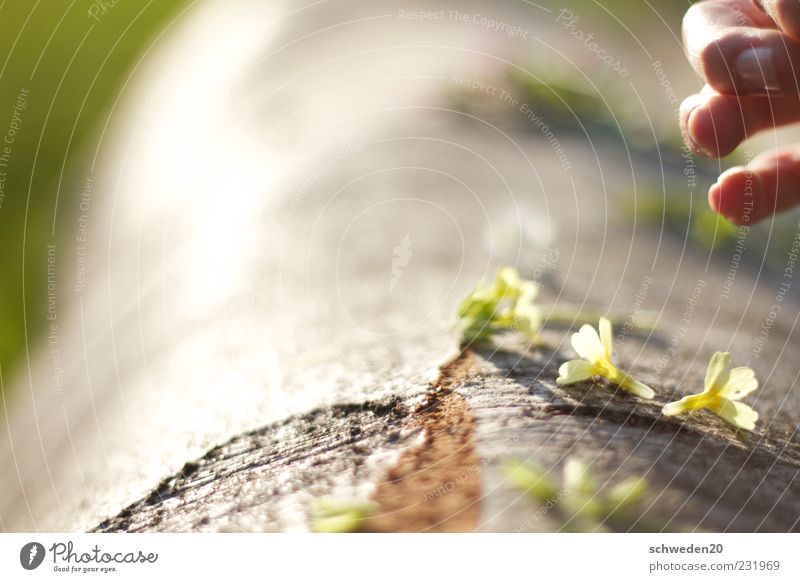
[708,181,724,214]
[680,95,717,158]
[686,95,746,158]
[710,166,765,225]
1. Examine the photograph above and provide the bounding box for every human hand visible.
[681,0,800,224]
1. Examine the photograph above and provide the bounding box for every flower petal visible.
[606,477,648,509]
[710,398,759,431]
[571,324,605,362]
[496,267,521,297]
[662,394,704,416]
[501,459,559,503]
[518,281,539,303]
[717,366,758,400]
[599,316,613,359]
[704,351,731,394]
[557,360,596,385]
[513,303,542,340]
[563,458,596,496]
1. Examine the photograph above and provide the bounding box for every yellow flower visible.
[457,267,542,343]
[557,317,654,399]
[662,352,759,431]
[457,268,660,346]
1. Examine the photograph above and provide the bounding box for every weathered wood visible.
[92,398,420,532]
[1,0,799,533]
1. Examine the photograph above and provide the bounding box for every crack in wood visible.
[363,350,482,532]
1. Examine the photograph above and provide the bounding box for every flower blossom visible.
[557,317,654,399]
[662,351,758,431]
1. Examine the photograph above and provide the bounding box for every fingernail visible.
[681,96,716,157]
[736,47,780,92]
[685,106,716,157]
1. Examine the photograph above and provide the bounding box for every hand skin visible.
[681,0,800,224]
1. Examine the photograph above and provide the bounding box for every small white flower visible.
[662,352,759,431]
[557,317,654,399]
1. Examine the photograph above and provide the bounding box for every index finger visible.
[683,0,800,94]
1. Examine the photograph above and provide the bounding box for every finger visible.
[708,147,800,223]
[754,0,800,41]
[683,0,800,94]
[680,88,800,156]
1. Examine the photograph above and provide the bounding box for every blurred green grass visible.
[564,0,694,22]
[0,1,192,380]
